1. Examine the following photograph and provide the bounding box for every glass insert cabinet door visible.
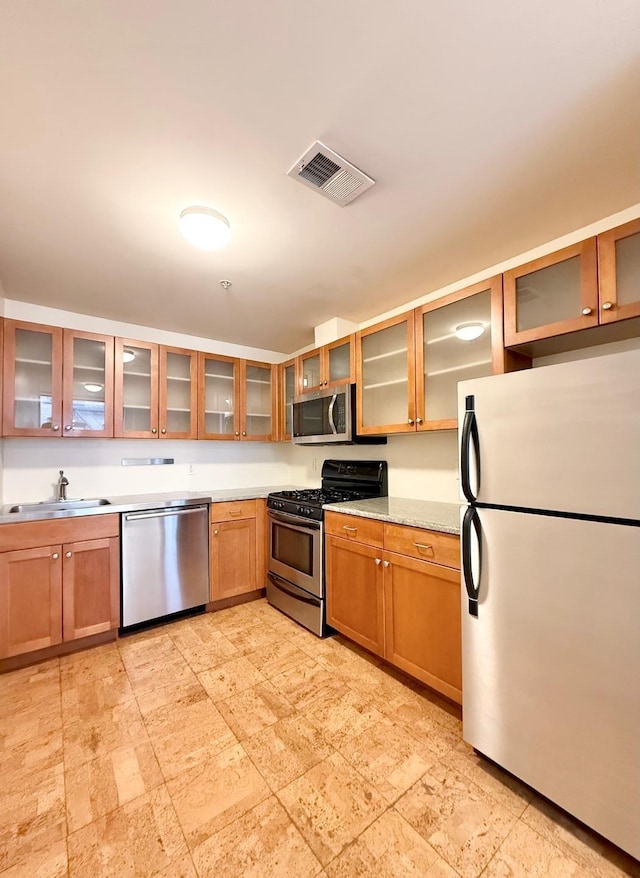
[199,353,238,439]
[598,220,640,324]
[281,360,297,440]
[326,337,353,386]
[356,315,416,434]
[159,347,197,438]
[241,361,273,440]
[62,330,114,438]
[300,350,322,391]
[2,321,63,437]
[114,338,159,438]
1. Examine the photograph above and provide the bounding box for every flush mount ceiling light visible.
[179,206,231,251]
[455,322,485,341]
[83,383,104,393]
[122,349,136,363]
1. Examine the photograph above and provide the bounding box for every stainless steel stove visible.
[266,460,388,636]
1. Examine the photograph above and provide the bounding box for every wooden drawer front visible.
[384,523,460,569]
[210,500,257,523]
[0,513,119,553]
[324,512,384,548]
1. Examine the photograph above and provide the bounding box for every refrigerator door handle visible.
[462,506,482,617]
[461,394,480,502]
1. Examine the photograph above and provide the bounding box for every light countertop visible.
[323,496,461,535]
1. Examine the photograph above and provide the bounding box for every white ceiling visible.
[1,0,639,353]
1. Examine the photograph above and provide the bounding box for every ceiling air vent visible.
[287,140,375,206]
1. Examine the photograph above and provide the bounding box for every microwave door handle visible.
[327,394,338,434]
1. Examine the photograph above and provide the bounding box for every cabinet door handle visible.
[242,431,247,436]
[602,301,613,310]
[65,551,72,558]
[383,560,390,568]
[413,542,433,553]
[52,425,60,431]
[52,553,59,560]
[342,525,358,533]
[161,428,166,434]
[235,431,240,437]
[213,529,218,535]
[65,425,73,431]
[407,418,415,426]
[416,417,424,425]
[151,428,157,434]
[374,558,381,565]
[581,307,593,316]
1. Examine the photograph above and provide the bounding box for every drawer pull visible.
[414,542,434,552]
[229,510,243,517]
[343,525,358,533]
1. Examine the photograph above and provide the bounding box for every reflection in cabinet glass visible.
[328,342,351,384]
[615,232,640,308]
[165,351,193,434]
[245,364,272,436]
[122,346,152,433]
[515,257,582,332]
[422,290,493,422]
[360,322,410,428]
[14,329,55,430]
[202,356,236,436]
[301,353,321,390]
[70,336,107,433]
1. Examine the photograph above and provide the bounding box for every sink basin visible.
[9,499,111,513]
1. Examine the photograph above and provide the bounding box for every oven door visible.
[268,510,322,597]
[292,385,351,444]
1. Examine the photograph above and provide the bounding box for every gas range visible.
[267,488,367,521]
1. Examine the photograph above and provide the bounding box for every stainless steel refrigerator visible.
[458,347,640,860]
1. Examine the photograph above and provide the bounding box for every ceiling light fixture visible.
[179,206,231,251]
[83,383,104,393]
[122,349,136,363]
[455,322,485,341]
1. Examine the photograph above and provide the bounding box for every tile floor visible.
[1,598,638,877]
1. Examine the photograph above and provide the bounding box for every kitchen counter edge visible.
[323,496,461,535]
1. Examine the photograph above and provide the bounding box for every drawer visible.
[210,499,257,523]
[0,513,120,553]
[325,511,384,548]
[384,522,460,569]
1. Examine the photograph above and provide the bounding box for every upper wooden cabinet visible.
[3,321,114,438]
[598,219,640,325]
[240,361,275,441]
[356,278,508,434]
[198,355,274,441]
[114,339,197,439]
[298,335,354,393]
[277,358,298,442]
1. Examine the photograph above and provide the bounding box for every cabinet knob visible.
[214,529,218,535]
[52,553,59,560]
[52,424,60,431]
[416,417,424,425]
[161,428,166,434]
[65,551,72,558]
[151,428,157,434]
[235,431,240,437]
[581,307,593,316]
[602,301,613,311]
[65,425,73,431]
[242,431,246,436]
[383,560,390,568]
[407,418,415,426]
[374,558,381,565]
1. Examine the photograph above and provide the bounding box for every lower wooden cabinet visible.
[325,536,385,656]
[210,499,267,602]
[0,515,120,660]
[325,511,462,704]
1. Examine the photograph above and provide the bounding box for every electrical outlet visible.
[187,463,196,476]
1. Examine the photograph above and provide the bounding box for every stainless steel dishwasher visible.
[121,502,209,629]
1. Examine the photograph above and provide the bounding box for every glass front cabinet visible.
[158,346,197,439]
[298,335,354,393]
[2,321,114,438]
[278,358,297,441]
[597,219,640,325]
[240,361,274,441]
[114,339,159,438]
[199,353,238,439]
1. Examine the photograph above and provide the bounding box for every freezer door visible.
[461,506,640,859]
[458,347,640,519]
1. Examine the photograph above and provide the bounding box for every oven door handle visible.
[268,573,321,606]
[268,511,322,531]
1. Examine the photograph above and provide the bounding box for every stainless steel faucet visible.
[56,470,69,501]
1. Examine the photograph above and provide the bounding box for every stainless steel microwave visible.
[291,384,386,446]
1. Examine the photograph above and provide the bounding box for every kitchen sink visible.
[9,499,111,513]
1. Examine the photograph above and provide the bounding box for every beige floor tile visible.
[67,785,188,877]
[224,623,284,656]
[65,739,164,832]
[0,701,62,753]
[198,656,266,701]
[155,855,199,877]
[0,659,60,714]
[0,837,68,878]
[208,606,264,638]
[191,794,322,877]
[133,664,204,716]
[396,762,518,878]
[170,624,240,673]
[339,717,438,803]
[286,627,342,658]
[386,698,462,757]
[441,741,534,818]
[325,809,453,878]
[119,631,183,673]
[482,820,592,877]
[60,642,125,687]
[521,796,640,878]
[269,657,347,710]
[314,640,383,683]
[301,683,385,749]
[245,639,310,679]
[123,653,197,696]
[63,698,149,769]
[167,742,270,849]
[277,751,386,867]
[61,669,135,722]
[144,693,236,781]
[243,714,334,792]
[217,681,295,740]
[0,727,64,778]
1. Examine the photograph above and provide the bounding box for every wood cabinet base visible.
[0,629,116,674]
[207,588,266,613]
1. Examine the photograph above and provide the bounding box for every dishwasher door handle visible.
[124,506,207,521]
